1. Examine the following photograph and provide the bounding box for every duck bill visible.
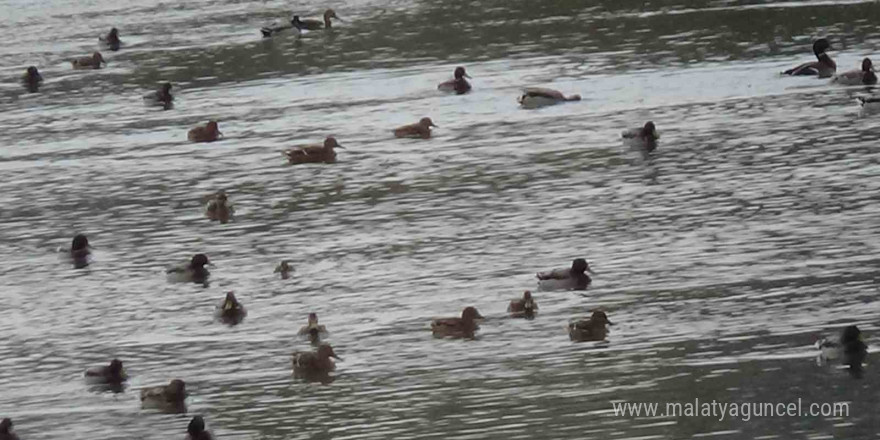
[335,145,346,149]
[586,268,597,275]
[331,354,343,361]
[464,73,472,79]
[607,320,614,326]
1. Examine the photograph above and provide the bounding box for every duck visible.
[0,418,19,440]
[782,38,836,78]
[817,325,868,370]
[437,67,471,94]
[832,57,877,86]
[517,87,581,109]
[261,16,304,38]
[621,121,660,153]
[568,310,614,342]
[188,120,222,143]
[144,82,173,110]
[99,27,121,51]
[536,258,594,291]
[216,291,246,325]
[22,66,42,93]
[184,416,214,440]
[299,9,341,30]
[166,254,211,284]
[70,233,91,268]
[393,117,436,139]
[71,52,107,70]
[283,136,343,165]
[298,313,328,338]
[205,191,234,223]
[140,379,187,410]
[431,306,483,338]
[84,359,127,383]
[274,260,293,279]
[508,290,538,318]
[292,343,341,374]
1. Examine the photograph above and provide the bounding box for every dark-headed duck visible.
[166,254,211,284]
[833,58,877,86]
[284,136,343,165]
[568,310,614,342]
[205,191,234,224]
[438,67,471,94]
[394,117,436,139]
[622,121,659,153]
[186,416,214,440]
[70,233,91,268]
[518,87,581,109]
[783,38,836,78]
[0,418,20,440]
[85,359,127,383]
[140,379,187,410]
[817,325,868,372]
[299,9,341,30]
[144,82,173,110]
[216,291,246,325]
[72,52,106,70]
[537,258,594,291]
[99,27,121,51]
[22,66,42,93]
[431,306,483,338]
[508,290,538,318]
[293,343,341,374]
[188,121,222,143]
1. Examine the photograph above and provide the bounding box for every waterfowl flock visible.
[7,11,876,437]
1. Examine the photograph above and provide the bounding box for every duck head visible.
[72,234,89,252]
[642,121,658,139]
[454,66,471,80]
[0,418,12,435]
[590,310,613,326]
[324,136,343,150]
[318,344,342,360]
[308,312,319,326]
[167,379,186,399]
[841,325,862,343]
[191,254,210,269]
[222,291,240,310]
[26,66,42,81]
[861,58,874,72]
[161,82,173,94]
[522,290,535,309]
[419,117,437,128]
[813,38,831,56]
[571,258,595,275]
[187,416,205,436]
[108,359,124,376]
[109,27,119,39]
[93,52,107,65]
[215,191,228,203]
[461,306,484,321]
[206,120,222,138]
[324,9,341,21]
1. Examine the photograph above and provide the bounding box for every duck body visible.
[394,117,436,139]
[508,291,538,318]
[438,67,471,94]
[622,121,659,153]
[431,306,483,338]
[284,137,341,164]
[166,254,211,284]
[72,52,106,69]
[140,379,187,411]
[205,191,234,223]
[144,82,173,110]
[185,416,214,440]
[783,38,836,78]
[568,311,614,342]
[261,16,303,38]
[292,344,340,375]
[22,66,42,93]
[188,121,222,143]
[537,258,593,291]
[84,359,127,383]
[518,87,581,109]
[832,58,877,86]
[216,291,246,325]
[817,325,868,370]
[99,27,121,51]
[299,9,340,30]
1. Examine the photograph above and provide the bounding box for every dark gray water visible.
[2,0,880,438]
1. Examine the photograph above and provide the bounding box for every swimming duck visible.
[70,233,91,268]
[292,343,341,374]
[99,27,121,51]
[817,325,868,370]
[394,117,436,139]
[283,136,343,165]
[536,258,594,291]
[216,291,246,325]
[166,254,211,284]
[621,121,660,153]
[261,16,304,38]
[144,82,173,110]
[22,66,42,93]
[298,313,328,338]
[0,418,20,440]
[782,38,836,78]
[517,87,581,109]
[568,310,614,342]
[508,290,538,318]
[140,379,187,411]
[438,67,471,94]
[832,58,877,86]
[205,191,234,223]
[299,9,341,30]
[274,260,293,279]
[431,306,483,338]
[84,359,127,383]
[188,120,222,143]
[71,52,106,70]
[185,416,214,440]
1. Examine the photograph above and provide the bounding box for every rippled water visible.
[2,0,880,438]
